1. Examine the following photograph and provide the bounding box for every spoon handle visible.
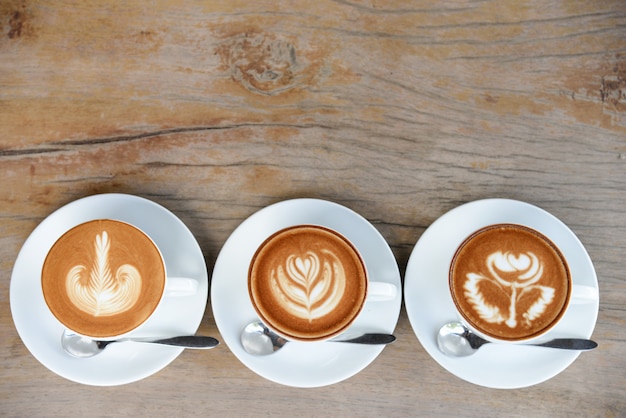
[332,333,396,345]
[535,338,597,350]
[137,336,220,349]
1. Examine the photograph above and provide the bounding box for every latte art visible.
[42,219,165,339]
[249,225,367,341]
[450,224,571,341]
[66,231,142,317]
[271,250,346,322]
[464,250,555,329]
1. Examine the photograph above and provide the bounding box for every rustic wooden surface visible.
[1,0,625,416]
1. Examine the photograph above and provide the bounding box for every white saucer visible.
[10,194,208,386]
[404,199,599,389]
[211,198,401,388]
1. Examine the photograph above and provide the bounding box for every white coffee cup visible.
[41,219,198,340]
[248,225,397,342]
[449,223,596,343]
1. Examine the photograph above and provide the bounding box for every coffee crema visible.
[42,219,165,338]
[449,224,571,341]
[248,225,367,341]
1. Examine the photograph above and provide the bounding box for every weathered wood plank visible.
[1,0,625,416]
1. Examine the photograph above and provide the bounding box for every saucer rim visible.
[210,198,402,388]
[404,198,599,389]
[9,193,209,386]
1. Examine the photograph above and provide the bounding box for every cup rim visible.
[41,218,167,340]
[448,223,572,343]
[248,224,369,342]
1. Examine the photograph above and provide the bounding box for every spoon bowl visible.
[240,321,396,356]
[241,321,288,355]
[61,330,220,358]
[437,322,477,357]
[436,322,598,357]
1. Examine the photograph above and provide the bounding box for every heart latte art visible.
[450,224,571,341]
[42,220,165,338]
[249,226,367,341]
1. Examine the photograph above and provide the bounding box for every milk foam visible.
[463,250,555,328]
[65,231,142,317]
[270,249,346,322]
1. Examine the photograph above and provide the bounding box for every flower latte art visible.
[66,231,142,317]
[249,226,367,341]
[271,250,346,322]
[42,220,165,338]
[464,251,554,329]
[450,224,571,341]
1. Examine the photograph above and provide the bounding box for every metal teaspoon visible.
[436,322,598,357]
[61,329,219,358]
[240,320,396,355]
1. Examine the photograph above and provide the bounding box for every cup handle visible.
[367,282,398,302]
[165,277,199,297]
[571,284,598,304]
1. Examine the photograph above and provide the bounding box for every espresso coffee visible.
[248,225,368,341]
[42,219,165,338]
[449,224,571,341]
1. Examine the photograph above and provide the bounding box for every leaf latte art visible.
[66,231,142,317]
[249,225,367,341]
[270,250,346,322]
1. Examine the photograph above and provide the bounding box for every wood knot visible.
[600,55,626,109]
[3,2,34,40]
[217,32,301,96]
[8,11,24,38]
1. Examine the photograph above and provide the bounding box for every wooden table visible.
[2,1,625,416]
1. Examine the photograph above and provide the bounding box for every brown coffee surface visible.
[249,225,367,341]
[450,224,571,341]
[42,219,165,338]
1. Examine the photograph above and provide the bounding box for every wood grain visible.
[1,0,625,416]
